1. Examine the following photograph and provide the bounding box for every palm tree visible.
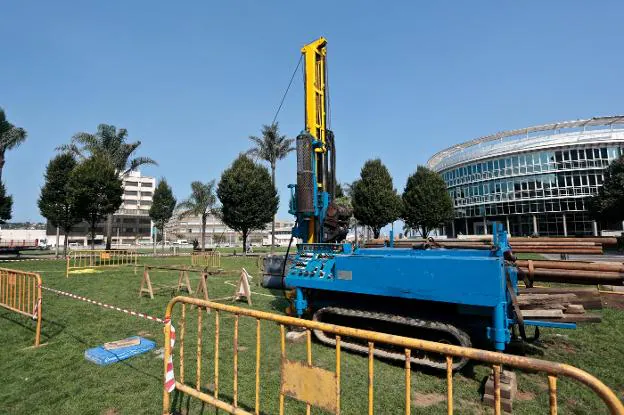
[0,108,27,182]
[246,122,294,252]
[177,181,217,251]
[57,124,157,249]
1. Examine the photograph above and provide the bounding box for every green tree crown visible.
[351,159,402,238]
[38,153,80,232]
[149,178,176,232]
[69,156,123,248]
[0,182,12,224]
[0,107,27,182]
[402,166,454,237]
[217,154,279,252]
[587,155,624,224]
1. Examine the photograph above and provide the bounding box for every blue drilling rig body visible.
[282,37,573,369]
[286,225,526,353]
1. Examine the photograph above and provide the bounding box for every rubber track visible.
[313,307,472,371]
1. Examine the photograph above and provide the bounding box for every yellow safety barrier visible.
[191,251,221,268]
[162,297,624,415]
[66,249,138,277]
[0,268,42,346]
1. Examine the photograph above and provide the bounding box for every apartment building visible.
[46,170,156,246]
[165,214,296,247]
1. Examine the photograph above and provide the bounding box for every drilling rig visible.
[283,37,573,370]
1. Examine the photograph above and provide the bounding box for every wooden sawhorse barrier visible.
[139,265,222,299]
[139,264,252,306]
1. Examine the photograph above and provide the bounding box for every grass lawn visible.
[1,255,623,414]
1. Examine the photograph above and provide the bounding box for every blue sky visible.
[1,1,623,223]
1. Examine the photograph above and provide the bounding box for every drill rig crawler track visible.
[312,307,472,371]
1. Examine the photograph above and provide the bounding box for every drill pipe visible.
[517,268,623,285]
[516,260,624,273]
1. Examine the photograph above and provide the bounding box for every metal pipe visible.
[516,260,624,273]
[518,268,623,285]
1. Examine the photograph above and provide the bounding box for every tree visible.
[149,179,176,253]
[351,159,402,239]
[402,166,454,238]
[246,122,294,251]
[177,181,217,251]
[38,154,81,255]
[58,124,157,249]
[0,108,27,182]
[217,155,278,256]
[0,182,12,224]
[334,182,346,199]
[69,156,123,250]
[587,155,624,224]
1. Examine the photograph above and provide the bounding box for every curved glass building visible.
[427,116,624,236]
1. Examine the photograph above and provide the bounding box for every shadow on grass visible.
[0,310,65,344]
[169,384,270,415]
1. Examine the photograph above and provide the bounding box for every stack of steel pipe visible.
[364,236,615,254]
[516,259,624,286]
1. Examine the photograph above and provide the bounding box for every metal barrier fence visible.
[66,249,138,277]
[0,268,42,346]
[162,296,624,415]
[191,251,221,268]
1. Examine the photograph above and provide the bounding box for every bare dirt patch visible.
[516,390,536,401]
[102,409,119,415]
[413,392,445,407]
[541,336,577,354]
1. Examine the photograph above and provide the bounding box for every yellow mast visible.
[301,37,328,243]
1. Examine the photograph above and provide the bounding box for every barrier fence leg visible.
[35,278,42,346]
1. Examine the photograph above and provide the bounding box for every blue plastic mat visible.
[85,336,156,366]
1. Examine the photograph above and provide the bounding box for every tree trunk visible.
[373,227,381,239]
[270,163,276,254]
[63,230,69,256]
[212,213,216,248]
[354,221,358,245]
[161,229,165,254]
[55,226,60,258]
[90,220,96,250]
[201,215,206,251]
[0,151,5,183]
[242,229,247,257]
[105,213,113,250]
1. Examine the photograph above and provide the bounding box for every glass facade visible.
[439,145,623,236]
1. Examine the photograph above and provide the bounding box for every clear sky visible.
[1,1,623,223]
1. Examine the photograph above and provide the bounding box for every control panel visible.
[286,243,350,281]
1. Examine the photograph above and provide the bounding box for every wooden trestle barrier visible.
[0,268,42,346]
[140,265,252,306]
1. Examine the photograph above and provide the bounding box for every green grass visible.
[1,256,623,414]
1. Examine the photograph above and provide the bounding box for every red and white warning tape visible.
[32,296,41,320]
[164,318,176,393]
[40,285,165,324]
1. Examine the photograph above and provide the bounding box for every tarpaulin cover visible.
[84,336,156,366]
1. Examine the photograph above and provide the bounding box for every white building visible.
[165,214,295,247]
[46,170,156,246]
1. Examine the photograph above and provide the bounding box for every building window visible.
[142,182,153,188]
[125,181,139,187]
